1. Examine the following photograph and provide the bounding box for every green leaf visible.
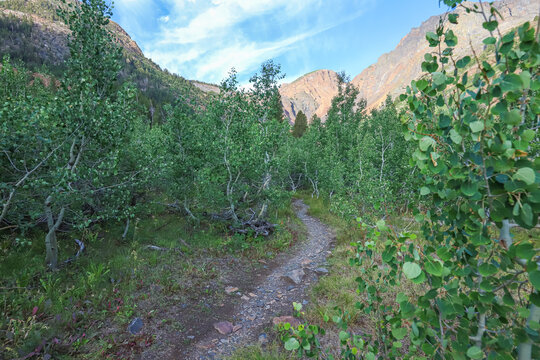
[503,109,521,125]
[466,346,483,359]
[420,136,436,151]
[519,71,531,89]
[500,74,523,92]
[426,32,439,46]
[478,263,497,276]
[376,219,388,231]
[392,328,407,340]
[444,30,458,47]
[460,182,478,197]
[522,129,535,142]
[528,271,540,291]
[483,36,496,45]
[416,79,429,91]
[411,270,426,284]
[396,292,408,303]
[284,338,300,351]
[516,243,535,260]
[432,72,446,86]
[469,121,484,133]
[425,260,443,277]
[456,56,471,69]
[448,13,459,24]
[482,21,498,31]
[403,262,422,279]
[339,331,350,342]
[436,247,452,261]
[450,129,462,144]
[420,186,431,195]
[513,167,535,185]
[520,203,533,227]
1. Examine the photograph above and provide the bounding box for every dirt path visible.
[184,199,335,359]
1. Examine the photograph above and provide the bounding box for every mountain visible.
[351,0,537,111]
[0,0,209,123]
[280,0,537,123]
[279,69,340,124]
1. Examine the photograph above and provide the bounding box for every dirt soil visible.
[139,199,335,360]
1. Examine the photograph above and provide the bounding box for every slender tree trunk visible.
[43,135,83,269]
[518,304,540,360]
[44,195,65,269]
[498,219,540,360]
[122,218,130,239]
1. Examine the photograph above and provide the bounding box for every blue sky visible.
[111,0,452,85]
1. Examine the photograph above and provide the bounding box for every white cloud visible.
[160,0,307,45]
[117,0,375,83]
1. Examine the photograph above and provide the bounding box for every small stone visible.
[287,285,295,291]
[272,316,302,327]
[196,341,216,350]
[187,335,195,340]
[282,268,305,285]
[232,324,242,332]
[248,292,257,297]
[213,321,233,335]
[225,286,239,294]
[128,317,143,335]
[301,259,313,266]
[220,339,229,344]
[302,300,308,305]
[258,333,268,345]
[314,267,329,276]
[246,315,256,321]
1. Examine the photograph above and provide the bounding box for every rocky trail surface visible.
[182,199,335,359]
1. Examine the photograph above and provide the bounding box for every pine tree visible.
[292,110,307,138]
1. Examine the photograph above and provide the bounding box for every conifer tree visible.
[292,111,307,138]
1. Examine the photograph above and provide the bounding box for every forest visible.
[0,0,539,359]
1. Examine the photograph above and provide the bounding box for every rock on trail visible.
[186,199,335,360]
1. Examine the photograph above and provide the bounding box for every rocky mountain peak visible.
[279,69,340,124]
[279,0,536,123]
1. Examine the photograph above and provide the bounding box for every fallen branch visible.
[144,244,183,254]
[229,219,276,237]
[62,239,85,266]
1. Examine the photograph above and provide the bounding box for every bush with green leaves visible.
[283,1,539,359]
[0,0,150,269]
[164,61,291,223]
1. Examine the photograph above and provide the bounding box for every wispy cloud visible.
[113,0,376,83]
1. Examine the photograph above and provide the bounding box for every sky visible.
[111,0,453,85]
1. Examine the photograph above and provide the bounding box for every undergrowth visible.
[0,198,304,359]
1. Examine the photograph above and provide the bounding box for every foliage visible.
[0,0,148,268]
[283,2,539,359]
[293,111,308,138]
[288,78,416,214]
[164,61,290,222]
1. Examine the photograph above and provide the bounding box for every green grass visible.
[0,197,306,359]
[228,343,291,360]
